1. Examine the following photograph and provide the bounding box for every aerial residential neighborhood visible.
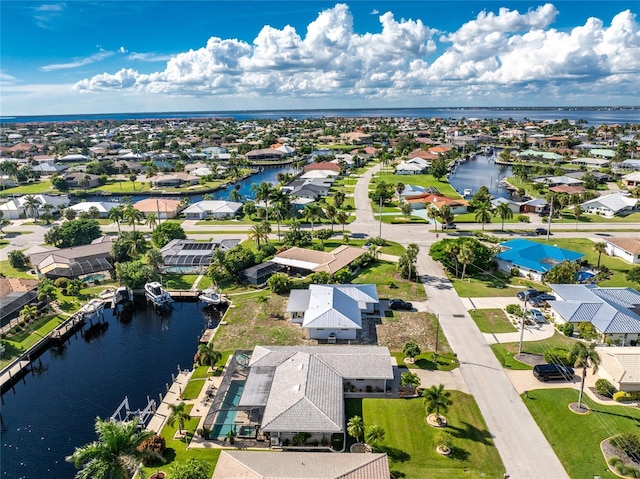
[1,113,640,479]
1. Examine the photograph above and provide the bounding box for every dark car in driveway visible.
[517,289,540,301]
[389,299,413,310]
[533,364,574,382]
[529,294,556,307]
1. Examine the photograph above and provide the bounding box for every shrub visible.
[559,322,574,337]
[613,391,640,402]
[387,281,398,289]
[608,456,623,468]
[136,434,166,465]
[611,433,640,463]
[577,322,599,340]
[170,458,211,479]
[543,348,572,366]
[595,379,616,398]
[433,430,453,450]
[505,304,522,316]
[54,278,70,289]
[517,215,530,223]
[292,432,311,446]
[510,267,520,277]
[8,250,27,269]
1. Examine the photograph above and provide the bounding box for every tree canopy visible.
[429,237,495,277]
[57,219,101,248]
[151,222,186,248]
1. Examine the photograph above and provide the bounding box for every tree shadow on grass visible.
[447,421,494,446]
[449,445,470,461]
[163,447,177,463]
[375,445,411,463]
[414,358,437,370]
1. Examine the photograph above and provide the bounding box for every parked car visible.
[389,299,413,310]
[516,289,540,301]
[534,227,548,235]
[442,223,456,230]
[529,294,556,307]
[533,364,574,382]
[527,308,546,323]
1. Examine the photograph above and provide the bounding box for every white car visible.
[527,308,546,323]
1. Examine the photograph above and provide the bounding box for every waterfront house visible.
[246,148,285,162]
[404,193,469,214]
[213,451,390,478]
[304,161,341,173]
[238,261,286,285]
[547,284,640,346]
[64,172,101,189]
[491,197,520,214]
[605,238,640,264]
[580,193,638,217]
[68,201,121,218]
[160,238,240,273]
[237,345,393,446]
[495,239,584,281]
[571,157,610,168]
[133,198,181,218]
[28,237,114,280]
[533,175,584,187]
[0,194,69,219]
[287,284,378,340]
[181,200,243,220]
[148,172,199,187]
[395,157,431,175]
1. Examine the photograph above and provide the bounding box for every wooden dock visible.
[199,329,215,344]
[50,314,85,340]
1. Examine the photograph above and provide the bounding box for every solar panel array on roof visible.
[182,243,215,251]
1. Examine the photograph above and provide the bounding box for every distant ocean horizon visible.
[1,106,638,125]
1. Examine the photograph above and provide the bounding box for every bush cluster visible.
[613,391,640,402]
[558,323,574,337]
[595,379,616,398]
[543,348,573,366]
[505,304,523,316]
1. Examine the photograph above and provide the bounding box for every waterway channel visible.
[448,153,513,200]
[1,301,221,479]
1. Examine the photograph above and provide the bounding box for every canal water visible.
[1,301,222,479]
[448,153,513,200]
[80,163,297,204]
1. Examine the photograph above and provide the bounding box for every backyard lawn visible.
[2,180,55,195]
[0,259,35,279]
[490,332,579,370]
[0,314,66,368]
[163,274,200,290]
[352,260,427,301]
[524,388,640,479]
[469,309,516,334]
[390,351,458,372]
[372,173,460,198]
[349,392,505,478]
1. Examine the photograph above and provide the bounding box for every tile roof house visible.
[580,193,638,217]
[181,200,243,220]
[237,345,393,446]
[287,284,378,340]
[596,347,640,392]
[496,239,584,282]
[212,451,390,478]
[272,245,367,275]
[547,284,640,346]
[605,238,640,264]
[304,161,341,173]
[133,198,181,218]
[28,237,114,279]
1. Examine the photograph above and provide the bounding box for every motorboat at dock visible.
[198,288,224,305]
[144,282,173,308]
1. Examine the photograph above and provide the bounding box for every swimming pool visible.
[212,380,245,439]
[81,273,106,283]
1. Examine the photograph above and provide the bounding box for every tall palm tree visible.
[271,189,290,238]
[457,243,475,280]
[445,242,460,278]
[572,204,583,230]
[146,212,158,230]
[124,231,147,259]
[196,343,222,367]
[145,248,162,272]
[438,204,454,227]
[23,195,41,222]
[474,201,493,230]
[109,206,124,232]
[252,182,275,220]
[347,416,364,444]
[495,202,513,231]
[41,203,55,224]
[336,210,350,233]
[302,203,322,232]
[427,207,438,231]
[123,205,142,232]
[228,188,241,202]
[422,384,453,424]
[249,222,269,248]
[593,242,607,269]
[66,417,154,479]
[167,402,192,435]
[324,204,337,231]
[572,342,600,410]
[20,304,39,322]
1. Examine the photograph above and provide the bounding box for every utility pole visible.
[435,314,440,353]
[379,195,383,239]
[546,195,554,241]
[518,297,527,354]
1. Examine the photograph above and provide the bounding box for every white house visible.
[395,158,430,175]
[580,193,638,217]
[68,201,121,218]
[0,194,69,219]
[547,284,640,346]
[287,284,378,340]
[181,200,243,220]
[605,238,640,264]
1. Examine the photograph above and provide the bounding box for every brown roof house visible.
[133,198,181,219]
[605,238,640,265]
[28,237,114,279]
[272,245,366,275]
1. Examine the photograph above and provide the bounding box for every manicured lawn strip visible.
[352,260,428,301]
[0,260,34,279]
[529,238,633,287]
[454,212,521,224]
[0,314,66,368]
[195,216,256,226]
[450,274,546,298]
[2,180,55,195]
[524,388,640,479]
[351,393,504,478]
[372,173,460,198]
[163,274,199,290]
[469,309,516,333]
[197,275,212,290]
[190,365,213,379]
[181,378,206,400]
[490,332,579,370]
[390,351,459,371]
[554,210,640,224]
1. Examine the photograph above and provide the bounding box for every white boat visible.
[144,282,173,307]
[463,188,472,197]
[80,299,105,322]
[199,288,223,305]
[113,286,133,305]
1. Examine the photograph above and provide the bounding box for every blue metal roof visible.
[497,239,584,274]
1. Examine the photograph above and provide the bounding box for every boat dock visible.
[50,314,86,340]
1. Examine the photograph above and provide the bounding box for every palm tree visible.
[249,222,270,248]
[252,182,275,220]
[109,206,124,232]
[438,204,454,227]
[365,425,386,447]
[422,384,453,424]
[196,343,222,367]
[457,243,476,280]
[324,204,337,231]
[23,195,41,222]
[66,417,155,479]
[347,415,364,444]
[495,202,513,231]
[37,279,57,306]
[474,201,493,230]
[271,189,290,238]
[168,402,191,436]
[41,203,55,224]
[146,248,163,272]
[129,173,137,191]
[572,204,583,230]
[302,203,322,232]
[146,212,158,230]
[572,342,600,410]
[427,207,438,231]
[395,182,405,199]
[228,188,242,202]
[44,225,62,246]
[124,231,147,259]
[400,201,413,220]
[593,242,607,269]
[20,304,39,322]
[445,242,460,278]
[123,205,142,232]
[336,209,350,233]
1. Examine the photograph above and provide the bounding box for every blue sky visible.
[1,1,638,115]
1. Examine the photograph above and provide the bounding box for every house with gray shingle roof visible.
[238,345,393,447]
[547,284,640,346]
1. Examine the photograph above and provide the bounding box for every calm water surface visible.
[1,302,219,479]
[448,154,513,199]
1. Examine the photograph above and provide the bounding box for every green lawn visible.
[490,332,579,370]
[350,392,505,478]
[372,173,460,198]
[162,274,199,290]
[469,309,516,333]
[0,260,35,279]
[352,260,428,301]
[390,351,459,371]
[554,210,640,224]
[181,378,206,400]
[0,314,66,368]
[450,274,545,298]
[529,238,633,287]
[2,180,55,195]
[524,388,640,479]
